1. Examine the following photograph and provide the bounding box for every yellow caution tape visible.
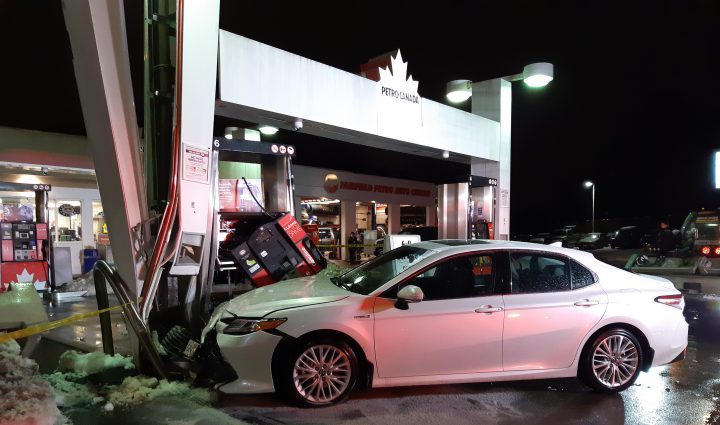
[316,244,378,248]
[0,300,136,344]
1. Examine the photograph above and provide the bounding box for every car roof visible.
[412,239,595,260]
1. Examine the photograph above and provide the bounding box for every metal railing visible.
[93,260,168,379]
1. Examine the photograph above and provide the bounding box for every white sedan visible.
[202,240,688,407]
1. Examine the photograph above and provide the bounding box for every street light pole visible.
[584,181,595,233]
[591,183,595,233]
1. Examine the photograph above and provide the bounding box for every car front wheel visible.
[280,339,358,407]
[579,328,643,392]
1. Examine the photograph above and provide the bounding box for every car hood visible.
[201,273,349,342]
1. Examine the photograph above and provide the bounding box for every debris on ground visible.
[318,262,347,278]
[60,272,113,297]
[0,336,66,425]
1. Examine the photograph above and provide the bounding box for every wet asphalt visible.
[216,318,720,425]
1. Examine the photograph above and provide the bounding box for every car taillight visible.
[702,246,711,255]
[655,294,683,309]
[714,247,720,255]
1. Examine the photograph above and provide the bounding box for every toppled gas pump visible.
[224,213,327,287]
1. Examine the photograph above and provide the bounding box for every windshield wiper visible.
[330,276,352,291]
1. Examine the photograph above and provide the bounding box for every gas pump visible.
[469,175,497,240]
[0,183,52,292]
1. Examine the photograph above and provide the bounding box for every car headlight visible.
[219,317,287,336]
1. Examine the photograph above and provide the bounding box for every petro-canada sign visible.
[376,51,422,139]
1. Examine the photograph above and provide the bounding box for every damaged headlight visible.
[219,317,287,336]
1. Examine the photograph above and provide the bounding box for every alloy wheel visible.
[592,334,639,388]
[292,344,352,404]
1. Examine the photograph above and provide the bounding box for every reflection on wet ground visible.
[219,326,720,425]
[38,285,720,424]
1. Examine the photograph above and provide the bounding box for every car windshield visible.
[697,223,720,240]
[551,229,568,236]
[319,229,332,238]
[586,233,600,239]
[331,246,434,295]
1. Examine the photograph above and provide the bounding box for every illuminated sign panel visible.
[376,51,422,140]
[715,151,720,189]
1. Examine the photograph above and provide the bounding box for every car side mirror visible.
[395,285,424,310]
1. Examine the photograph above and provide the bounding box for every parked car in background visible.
[399,226,438,241]
[549,228,583,248]
[512,234,533,242]
[610,226,645,249]
[577,232,609,250]
[318,227,336,246]
[530,232,551,244]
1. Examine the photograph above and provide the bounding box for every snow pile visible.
[0,337,64,425]
[56,351,135,376]
[42,372,96,407]
[107,376,215,407]
[43,350,215,415]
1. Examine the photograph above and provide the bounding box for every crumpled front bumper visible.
[215,329,282,394]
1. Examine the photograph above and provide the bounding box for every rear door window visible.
[510,252,570,293]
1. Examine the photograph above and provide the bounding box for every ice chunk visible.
[107,376,215,407]
[57,350,135,376]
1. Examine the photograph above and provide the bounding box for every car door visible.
[373,252,505,378]
[502,251,608,371]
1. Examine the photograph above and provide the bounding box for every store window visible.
[92,201,108,244]
[56,200,82,241]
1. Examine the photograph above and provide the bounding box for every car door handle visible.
[574,299,599,307]
[475,305,503,314]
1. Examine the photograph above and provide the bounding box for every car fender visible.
[272,296,375,363]
[568,303,660,372]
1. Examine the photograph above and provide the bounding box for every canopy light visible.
[224,126,240,139]
[446,80,472,103]
[442,150,450,159]
[522,62,554,88]
[258,125,279,135]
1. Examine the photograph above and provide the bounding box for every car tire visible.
[278,338,359,407]
[578,328,643,393]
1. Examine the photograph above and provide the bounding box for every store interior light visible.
[445,79,472,103]
[258,125,279,135]
[522,62,554,88]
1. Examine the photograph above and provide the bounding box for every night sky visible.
[1,1,719,235]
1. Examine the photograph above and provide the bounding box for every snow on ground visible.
[56,351,134,376]
[0,337,65,425]
[41,350,224,424]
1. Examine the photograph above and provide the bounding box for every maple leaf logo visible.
[15,268,34,283]
[378,51,419,94]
